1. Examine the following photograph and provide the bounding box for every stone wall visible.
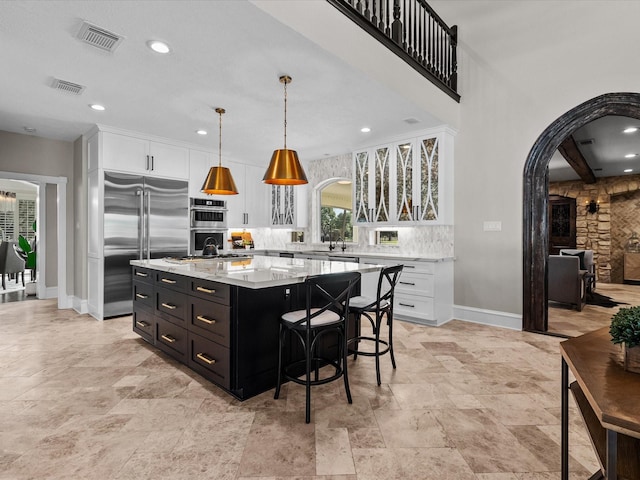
[550,174,640,283]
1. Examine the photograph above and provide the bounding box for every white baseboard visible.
[72,296,88,314]
[44,286,58,299]
[452,304,522,330]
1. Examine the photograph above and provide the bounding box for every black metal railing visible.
[327,0,459,102]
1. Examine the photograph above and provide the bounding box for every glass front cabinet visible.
[353,127,454,226]
[270,184,308,228]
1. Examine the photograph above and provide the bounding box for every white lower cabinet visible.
[358,257,453,326]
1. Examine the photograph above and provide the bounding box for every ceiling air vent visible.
[579,138,595,146]
[77,21,123,52]
[51,78,85,95]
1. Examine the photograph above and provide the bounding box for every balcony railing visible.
[327,0,459,102]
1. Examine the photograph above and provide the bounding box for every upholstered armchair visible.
[548,255,588,311]
[0,241,25,290]
[559,249,596,292]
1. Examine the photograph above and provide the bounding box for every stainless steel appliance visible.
[190,198,228,255]
[190,198,227,229]
[104,172,188,318]
[190,230,226,256]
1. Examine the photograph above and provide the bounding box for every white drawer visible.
[396,271,434,297]
[400,260,434,274]
[394,294,435,320]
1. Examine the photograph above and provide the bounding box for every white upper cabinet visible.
[224,161,269,228]
[188,149,213,198]
[270,184,308,228]
[353,127,454,226]
[97,130,189,180]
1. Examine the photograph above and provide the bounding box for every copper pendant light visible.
[201,107,239,195]
[263,75,308,185]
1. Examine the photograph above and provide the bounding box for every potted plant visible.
[609,305,640,374]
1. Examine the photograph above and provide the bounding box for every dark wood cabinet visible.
[131,266,359,400]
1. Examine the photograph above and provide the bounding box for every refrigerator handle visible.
[145,190,151,260]
[137,190,144,260]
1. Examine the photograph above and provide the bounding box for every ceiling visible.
[548,115,640,182]
[0,0,443,166]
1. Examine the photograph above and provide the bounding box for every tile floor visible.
[0,299,600,479]
[548,282,640,337]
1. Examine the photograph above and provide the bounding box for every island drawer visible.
[190,279,230,305]
[132,266,153,284]
[189,297,231,347]
[133,280,153,310]
[132,308,154,344]
[155,317,188,362]
[156,286,187,325]
[188,332,231,390]
[155,271,188,292]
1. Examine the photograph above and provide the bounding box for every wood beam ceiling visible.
[558,135,596,184]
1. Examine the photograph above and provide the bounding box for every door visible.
[103,172,144,317]
[548,195,576,255]
[145,176,189,259]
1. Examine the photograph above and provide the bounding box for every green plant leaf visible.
[610,306,640,348]
[18,235,31,254]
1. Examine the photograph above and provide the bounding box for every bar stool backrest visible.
[374,264,404,312]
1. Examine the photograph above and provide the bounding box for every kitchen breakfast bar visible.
[130,255,382,400]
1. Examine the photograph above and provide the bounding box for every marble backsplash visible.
[236,153,454,257]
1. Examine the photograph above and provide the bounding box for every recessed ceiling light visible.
[90,104,105,111]
[624,127,638,134]
[625,153,637,158]
[360,127,371,133]
[196,130,207,135]
[147,40,170,54]
[624,168,634,173]
[337,180,352,185]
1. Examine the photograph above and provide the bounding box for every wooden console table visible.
[560,328,640,480]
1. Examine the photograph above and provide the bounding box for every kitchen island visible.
[130,255,381,400]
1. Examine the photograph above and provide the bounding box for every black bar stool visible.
[274,271,361,423]
[348,264,404,385]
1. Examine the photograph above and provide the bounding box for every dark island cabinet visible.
[131,266,294,400]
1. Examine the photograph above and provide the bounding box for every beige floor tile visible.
[0,298,603,479]
[315,427,356,475]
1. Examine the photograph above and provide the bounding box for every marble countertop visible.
[247,249,454,262]
[131,255,383,289]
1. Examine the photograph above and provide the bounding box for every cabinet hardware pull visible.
[136,321,149,328]
[145,155,149,170]
[161,303,177,310]
[196,286,215,294]
[135,293,148,299]
[196,353,216,365]
[161,278,177,284]
[399,281,415,286]
[196,315,215,325]
[135,272,148,277]
[150,155,154,171]
[399,302,415,308]
[161,334,176,343]
[404,265,416,269]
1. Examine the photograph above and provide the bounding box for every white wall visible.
[433,0,640,321]
[0,130,74,296]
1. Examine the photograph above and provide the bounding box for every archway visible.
[523,92,640,332]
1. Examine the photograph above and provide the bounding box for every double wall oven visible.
[190,198,227,255]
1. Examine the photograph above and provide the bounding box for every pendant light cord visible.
[283,79,288,150]
[218,110,223,167]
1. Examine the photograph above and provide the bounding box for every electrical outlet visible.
[483,221,502,232]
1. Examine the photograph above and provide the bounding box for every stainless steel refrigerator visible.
[104,172,188,318]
